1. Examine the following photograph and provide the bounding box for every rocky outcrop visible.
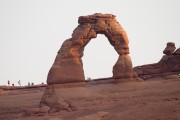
[174,47,180,55]
[47,13,135,85]
[39,85,77,113]
[163,42,176,55]
[134,42,180,79]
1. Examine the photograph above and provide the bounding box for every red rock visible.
[164,75,180,80]
[113,55,134,78]
[39,85,77,113]
[47,13,135,85]
[163,42,176,55]
[76,111,109,120]
[134,42,180,79]
[173,47,180,55]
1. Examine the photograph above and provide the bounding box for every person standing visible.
[8,80,10,86]
[18,80,21,86]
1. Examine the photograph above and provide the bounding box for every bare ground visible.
[0,76,180,120]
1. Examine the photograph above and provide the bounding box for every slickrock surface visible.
[174,47,180,55]
[0,76,180,120]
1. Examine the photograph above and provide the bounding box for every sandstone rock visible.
[163,42,176,55]
[113,55,134,78]
[78,13,115,24]
[76,111,109,120]
[47,13,135,85]
[39,85,58,108]
[174,47,180,55]
[38,106,50,114]
[134,42,180,79]
[24,108,39,114]
[40,85,77,114]
[113,78,144,84]
[50,98,76,113]
[164,75,180,80]
[23,108,39,117]
[49,118,63,120]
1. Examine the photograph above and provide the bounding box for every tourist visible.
[8,80,10,86]
[28,82,30,86]
[18,80,21,86]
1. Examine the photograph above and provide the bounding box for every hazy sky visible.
[0,0,180,86]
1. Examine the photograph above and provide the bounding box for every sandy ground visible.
[0,76,180,120]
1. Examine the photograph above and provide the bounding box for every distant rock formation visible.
[163,42,176,55]
[47,13,135,85]
[134,42,180,79]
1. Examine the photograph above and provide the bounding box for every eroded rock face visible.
[174,47,180,55]
[39,85,77,113]
[134,42,180,79]
[163,42,176,55]
[113,55,134,78]
[47,13,135,85]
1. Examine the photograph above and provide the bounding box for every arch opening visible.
[82,34,118,80]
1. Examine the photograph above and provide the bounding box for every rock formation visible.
[39,85,77,113]
[163,42,176,55]
[47,13,135,85]
[134,42,180,79]
[174,47,180,55]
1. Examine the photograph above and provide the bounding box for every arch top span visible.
[47,13,135,85]
[72,13,129,55]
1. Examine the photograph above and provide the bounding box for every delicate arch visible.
[47,13,135,85]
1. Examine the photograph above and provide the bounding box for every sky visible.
[0,0,180,86]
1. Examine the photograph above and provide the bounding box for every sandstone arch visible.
[47,13,135,85]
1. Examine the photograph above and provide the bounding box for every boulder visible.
[163,42,176,55]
